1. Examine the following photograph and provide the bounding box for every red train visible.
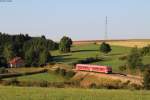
[76,64,112,74]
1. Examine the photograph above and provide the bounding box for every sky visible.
[0,0,150,41]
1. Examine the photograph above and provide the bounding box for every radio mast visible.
[105,16,108,40]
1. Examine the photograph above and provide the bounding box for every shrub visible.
[100,42,112,54]
[143,68,150,90]
[90,83,97,89]
[39,80,49,87]
[69,80,81,88]
[118,55,127,60]
[129,83,143,90]
[119,65,127,71]
[93,42,97,45]
[127,47,143,69]
[50,82,65,88]
[65,70,76,78]
[0,67,8,74]
[59,69,66,76]
[4,78,19,86]
[140,45,150,56]
[18,81,34,87]
[71,57,103,65]
[54,67,60,74]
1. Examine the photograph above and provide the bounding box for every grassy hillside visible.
[0,86,150,100]
[3,72,66,82]
[52,44,131,71]
[52,44,150,72]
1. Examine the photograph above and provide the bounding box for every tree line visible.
[0,33,59,67]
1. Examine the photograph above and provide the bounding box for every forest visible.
[0,32,59,67]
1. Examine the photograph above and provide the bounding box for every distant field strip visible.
[73,40,150,48]
[0,86,150,100]
[107,41,150,48]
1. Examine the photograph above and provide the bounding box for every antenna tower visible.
[105,16,108,40]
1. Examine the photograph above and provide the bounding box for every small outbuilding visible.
[9,57,25,68]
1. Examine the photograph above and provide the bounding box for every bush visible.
[93,42,97,45]
[86,79,124,89]
[4,78,19,86]
[71,57,103,65]
[54,67,60,74]
[127,47,143,69]
[53,67,75,78]
[59,69,66,76]
[118,55,127,61]
[39,80,49,87]
[143,68,150,90]
[140,45,150,56]
[18,81,35,87]
[119,65,127,71]
[65,70,76,78]
[90,83,97,89]
[0,68,8,74]
[129,83,143,90]
[100,42,112,54]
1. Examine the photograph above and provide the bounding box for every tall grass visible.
[0,86,150,100]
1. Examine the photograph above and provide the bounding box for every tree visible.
[0,32,57,67]
[59,36,72,53]
[99,42,112,54]
[127,47,143,69]
[140,45,150,56]
[41,35,46,39]
[3,44,15,62]
[0,57,7,67]
[24,47,35,67]
[39,49,51,66]
[143,68,150,90]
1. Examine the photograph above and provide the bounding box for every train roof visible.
[76,64,111,68]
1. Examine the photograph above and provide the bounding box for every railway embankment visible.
[72,71,143,88]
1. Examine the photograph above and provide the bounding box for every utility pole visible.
[105,16,108,40]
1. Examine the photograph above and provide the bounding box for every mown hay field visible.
[107,40,150,48]
[0,86,150,100]
[73,39,150,48]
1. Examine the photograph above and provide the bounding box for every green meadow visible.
[52,44,150,71]
[0,86,150,100]
[1,44,150,100]
[3,73,66,82]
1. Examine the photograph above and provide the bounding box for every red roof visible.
[9,57,24,65]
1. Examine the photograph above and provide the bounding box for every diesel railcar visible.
[76,64,112,74]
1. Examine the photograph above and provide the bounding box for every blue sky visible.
[0,0,150,41]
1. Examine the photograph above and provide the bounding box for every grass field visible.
[0,86,150,100]
[1,42,150,100]
[7,67,45,73]
[52,44,131,69]
[51,44,150,72]
[3,72,66,82]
